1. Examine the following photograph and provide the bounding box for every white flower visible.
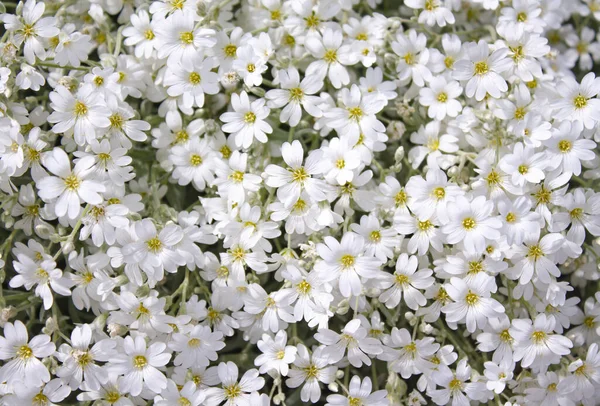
[110,335,171,397]
[47,86,111,146]
[2,0,59,63]
[419,76,463,120]
[169,325,226,368]
[442,274,505,333]
[254,330,297,376]
[315,318,383,367]
[392,29,432,87]
[405,0,455,27]
[286,344,337,403]
[220,91,272,149]
[122,10,158,59]
[164,56,220,110]
[379,253,434,310]
[266,67,323,127]
[442,195,502,255]
[543,120,596,176]
[169,136,216,190]
[453,40,511,101]
[511,314,573,372]
[155,12,216,65]
[314,232,384,298]
[204,362,265,406]
[325,376,388,406]
[305,28,357,89]
[0,320,55,387]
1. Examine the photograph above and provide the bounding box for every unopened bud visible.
[328,382,339,393]
[0,306,17,327]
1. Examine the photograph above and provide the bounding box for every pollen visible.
[527,244,544,259]
[73,101,88,117]
[516,12,528,22]
[432,187,445,200]
[175,130,189,144]
[76,350,93,366]
[276,350,286,360]
[444,56,454,69]
[305,364,319,378]
[403,53,415,65]
[17,345,33,359]
[133,355,148,369]
[270,9,281,20]
[370,230,381,242]
[518,164,528,174]
[188,338,201,348]
[534,186,551,205]
[340,254,356,268]
[531,330,547,344]
[106,391,121,403]
[514,107,526,120]
[224,44,237,57]
[335,159,346,169]
[220,145,232,158]
[437,92,448,102]
[485,170,501,186]
[64,175,81,191]
[244,112,256,123]
[246,63,255,73]
[424,0,437,11]
[570,207,583,220]
[449,378,463,391]
[189,154,203,166]
[348,107,363,121]
[171,0,184,9]
[348,397,362,406]
[305,12,320,29]
[32,394,49,405]
[290,167,308,183]
[573,94,588,109]
[22,24,35,38]
[510,45,524,62]
[465,291,479,306]
[462,217,476,230]
[91,206,105,218]
[293,199,307,212]
[558,139,572,153]
[229,170,244,182]
[189,72,201,85]
[500,329,513,343]
[417,220,433,231]
[179,397,192,406]
[146,237,163,253]
[94,76,104,86]
[179,31,194,44]
[505,212,516,223]
[584,316,595,328]
[474,61,489,75]
[324,49,337,63]
[395,274,410,286]
[289,87,304,101]
[395,190,408,206]
[468,261,483,275]
[26,204,39,216]
[230,246,246,261]
[144,29,155,40]
[109,113,124,130]
[297,280,312,295]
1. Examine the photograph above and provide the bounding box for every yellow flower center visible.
[437,92,448,103]
[74,101,88,117]
[570,207,583,220]
[527,244,544,259]
[517,12,528,22]
[395,274,410,286]
[94,76,104,87]
[335,159,346,169]
[190,154,203,166]
[133,355,148,369]
[395,190,407,206]
[465,291,479,306]
[432,187,445,200]
[276,350,286,359]
[297,280,311,295]
[305,12,320,29]
[289,87,304,101]
[180,31,194,44]
[340,254,356,268]
[449,378,463,391]
[444,56,454,69]
[17,345,33,359]
[518,164,529,174]
[220,145,232,158]
[109,113,124,130]
[584,316,595,328]
[229,170,244,183]
[462,217,476,230]
[64,175,81,191]
[175,130,189,144]
[246,63,255,73]
[418,220,433,231]
[500,329,513,343]
[370,230,381,242]
[224,44,237,57]
[188,338,201,348]
[348,398,362,406]
[573,94,588,109]
[305,364,319,379]
[26,204,39,216]
[531,331,547,344]
[244,112,256,123]
[468,261,483,275]
[144,30,155,40]
[105,391,121,403]
[290,167,308,183]
[324,50,337,64]
[505,212,516,223]
[146,237,163,253]
[403,53,414,65]
[189,72,201,85]
[474,61,489,75]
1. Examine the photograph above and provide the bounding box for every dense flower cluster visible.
[1,0,600,405]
